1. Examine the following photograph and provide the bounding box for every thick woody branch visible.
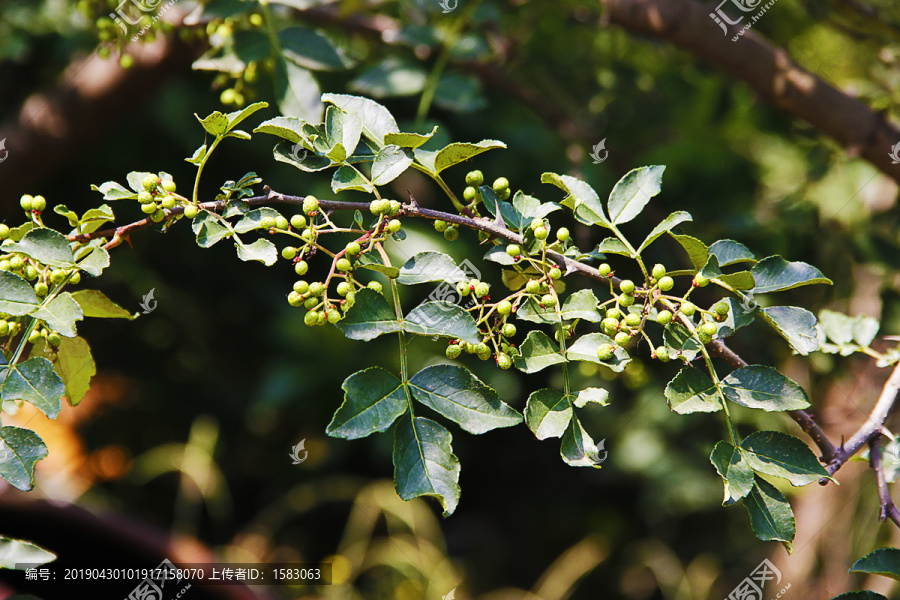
[598,0,900,182]
[869,436,900,529]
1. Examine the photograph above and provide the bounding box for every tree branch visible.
[598,0,900,182]
[72,186,853,469]
[826,361,900,476]
[869,436,900,528]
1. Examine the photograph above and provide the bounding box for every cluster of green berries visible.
[433,219,459,241]
[456,278,491,300]
[83,0,177,65]
[0,316,63,349]
[134,174,192,222]
[446,328,517,370]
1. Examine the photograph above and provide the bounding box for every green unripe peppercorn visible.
[652,264,667,280]
[290,214,307,229]
[657,276,674,292]
[260,216,277,229]
[160,196,176,210]
[493,177,510,193]
[525,279,541,294]
[680,301,697,316]
[619,279,635,295]
[533,226,549,240]
[367,281,383,293]
[443,226,458,241]
[506,244,521,257]
[150,209,166,222]
[699,322,718,337]
[70,271,81,285]
[49,269,66,284]
[474,343,491,361]
[141,202,158,214]
[556,227,570,242]
[34,282,49,297]
[694,274,710,287]
[714,301,730,316]
[620,294,635,307]
[433,220,448,232]
[304,297,319,310]
[657,310,673,325]
[530,218,544,230]
[327,310,342,324]
[624,313,641,328]
[9,256,24,270]
[288,291,304,307]
[614,331,631,347]
[32,196,47,211]
[601,317,619,335]
[457,282,471,297]
[293,280,309,295]
[300,228,317,243]
[162,180,177,193]
[28,329,42,344]
[20,195,34,211]
[336,282,351,296]
[501,323,517,338]
[0,320,8,337]
[138,191,153,204]
[496,353,513,370]
[275,216,290,230]
[446,344,462,359]
[597,343,615,361]
[282,246,298,260]
[304,311,319,327]
[336,258,352,272]
[606,308,623,319]
[308,282,325,296]
[598,263,612,277]
[474,282,490,298]
[302,195,319,215]
[0,225,9,240]
[549,267,562,280]
[345,241,361,256]
[184,205,199,219]
[24,265,38,280]
[387,200,401,216]
[465,170,484,186]
[656,346,670,362]
[387,219,402,233]
[295,261,308,276]
[142,174,160,191]
[463,186,477,202]
[541,294,556,307]
[497,300,512,316]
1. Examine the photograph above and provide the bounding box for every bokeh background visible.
[1,0,900,598]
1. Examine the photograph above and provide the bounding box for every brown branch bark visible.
[598,0,900,182]
[869,436,900,528]
[827,361,900,476]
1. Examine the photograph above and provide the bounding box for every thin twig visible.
[869,436,900,528]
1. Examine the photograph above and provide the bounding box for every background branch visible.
[868,436,900,528]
